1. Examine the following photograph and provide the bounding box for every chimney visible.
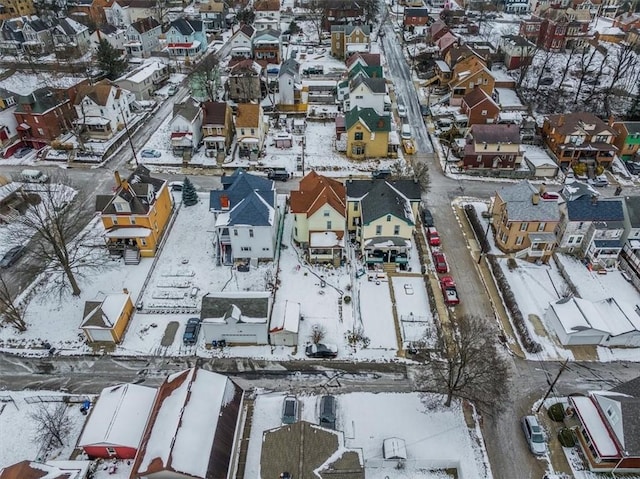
[114,171,122,187]
[591,194,598,205]
[539,184,546,195]
[532,193,540,205]
[608,115,615,127]
[558,114,565,127]
[123,288,129,295]
[220,194,230,210]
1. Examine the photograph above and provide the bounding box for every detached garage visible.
[269,300,300,346]
[80,292,135,344]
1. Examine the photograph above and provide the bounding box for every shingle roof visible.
[75,80,119,107]
[279,58,299,78]
[0,460,77,479]
[345,107,390,132]
[209,169,274,211]
[235,103,260,128]
[170,17,202,35]
[345,52,381,68]
[254,0,279,10]
[201,292,269,320]
[612,376,640,398]
[346,180,420,225]
[290,171,346,217]
[471,123,520,144]
[53,17,86,35]
[202,101,228,125]
[566,197,625,222]
[96,165,165,215]
[497,180,560,222]
[350,75,386,94]
[502,34,535,48]
[15,88,67,114]
[462,87,498,110]
[545,112,617,136]
[620,121,640,135]
[228,191,274,226]
[173,99,201,122]
[404,7,429,16]
[130,16,159,34]
[229,59,262,75]
[624,196,640,228]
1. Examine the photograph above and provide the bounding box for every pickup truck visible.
[440,276,460,305]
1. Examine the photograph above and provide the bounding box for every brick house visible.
[519,6,591,51]
[321,0,365,31]
[460,87,500,125]
[500,34,537,70]
[403,8,431,29]
[462,124,523,169]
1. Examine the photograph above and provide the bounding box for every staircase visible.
[124,247,141,265]
[382,263,397,274]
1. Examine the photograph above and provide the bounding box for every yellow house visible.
[290,171,346,266]
[80,292,135,343]
[0,0,35,19]
[345,107,393,159]
[346,179,421,269]
[331,24,370,59]
[96,165,173,263]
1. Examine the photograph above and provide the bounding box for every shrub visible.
[548,403,565,422]
[464,205,490,253]
[343,295,351,304]
[558,428,576,447]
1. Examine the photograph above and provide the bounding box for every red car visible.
[427,227,440,246]
[432,251,448,273]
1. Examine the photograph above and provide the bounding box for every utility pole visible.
[120,105,138,166]
[536,359,569,413]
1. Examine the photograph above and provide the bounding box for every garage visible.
[200,292,271,345]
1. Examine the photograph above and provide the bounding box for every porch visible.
[526,232,556,263]
[75,117,114,140]
[167,41,203,58]
[308,231,344,267]
[104,226,153,263]
[588,239,622,269]
[204,135,227,158]
[362,236,412,270]
[171,132,194,156]
[216,228,233,266]
[238,137,261,160]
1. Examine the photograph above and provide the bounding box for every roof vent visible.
[532,193,540,205]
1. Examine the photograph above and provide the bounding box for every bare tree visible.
[389,158,430,192]
[515,45,541,89]
[573,45,599,104]
[416,314,511,414]
[305,0,329,42]
[602,42,639,115]
[30,403,72,448]
[190,53,221,102]
[0,273,27,332]
[310,323,327,343]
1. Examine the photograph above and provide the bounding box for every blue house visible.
[166,18,207,58]
[209,169,279,265]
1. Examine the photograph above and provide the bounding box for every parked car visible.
[169,181,184,191]
[21,169,49,183]
[521,416,547,456]
[627,162,640,175]
[432,251,448,273]
[372,169,391,180]
[305,343,338,358]
[268,169,290,181]
[440,276,459,305]
[0,245,25,268]
[589,175,609,187]
[14,147,33,158]
[140,149,162,158]
[319,395,336,429]
[282,395,298,424]
[401,123,412,140]
[427,227,440,246]
[167,85,178,96]
[420,104,431,116]
[539,77,554,86]
[422,208,434,227]
[182,317,202,345]
[397,104,407,118]
[541,191,560,200]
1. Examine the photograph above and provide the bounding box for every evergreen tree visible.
[182,177,198,206]
[95,39,127,80]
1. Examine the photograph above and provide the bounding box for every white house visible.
[228,24,255,59]
[74,81,135,140]
[105,0,132,28]
[278,58,300,106]
[124,17,161,58]
[254,0,280,31]
[269,300,300,346]
[170,98,203,157]
[90,25,127,53]
[345,76,387,115]
[52,17,91,57]
[115,61,170,100]
[200,292,271,344]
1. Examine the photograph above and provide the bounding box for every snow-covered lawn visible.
[392,276,438,349]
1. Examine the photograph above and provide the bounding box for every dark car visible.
[0,246,25,268]
[319,395,336,429]
[422,208,434,227]
[372,169,391,180]
[627,162,640,175]
[268,169,290,181]
[305,343,338,358]
[14,147,32,158]
[539,77,554,86]
[282,395,298,424]
[182,317,202,345]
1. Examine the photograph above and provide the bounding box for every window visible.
[38,128,44,135]
[516,236,523,245]
[481,110,487,116]
[354,132,363,141]
[376,225,382,235]
[386,215,391,222]
[324,210,330,217]
[294,227,298,236]
[327,221,332,229]
[537,222,545,231]
[394,225,400,235]
[112,216,118,224]
[520,223,528,231]
[354,202,359,211]
[241,246,252,251]
[234,229,238,236]
[140,239,147,246]
[154,221,158,232]
[131,217,136,225]
[106,447,117,456]
[249,229,254,237]
[578,222,584,230]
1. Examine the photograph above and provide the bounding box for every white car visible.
[397,104,407,118]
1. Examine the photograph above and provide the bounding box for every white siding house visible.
[345,76,387,115]
[200,292,270,344]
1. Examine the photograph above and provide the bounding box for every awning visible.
[17,123,31,131]
[168,40,201,50]
[366,256,384,263]
[240,138,260,144]
[570,396,619,458]
[105,227,152,239]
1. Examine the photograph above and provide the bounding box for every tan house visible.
[201,101,234,161]
[235,103,267,160]
[490,180,560,263]
[290,171,346,266]
[80,292,134,344]
[330,24,370,59]
[448,55,495,106]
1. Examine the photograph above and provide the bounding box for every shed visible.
[274,132,293,148]
[200,291,271,344]
[77,383,157,459]
[293,118,306,134]
[80,293,135,343]
[522,145,559,178]
[383,437,407,459]
[269,300,300,346]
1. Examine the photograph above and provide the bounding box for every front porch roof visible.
[528,232,556,243]
[105,227,152,239]
[363,236,411,249]
[570,396,619,459]
[310,231,344,248]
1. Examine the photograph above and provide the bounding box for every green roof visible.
[345,107,390,133]
[348,64,383,80]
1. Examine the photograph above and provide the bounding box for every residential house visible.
[519,6,591,51]
[166,18,207,59]
[199,0,227,33]
[428,19,450,43]
[278,58,301,106]
[235,103,267,159]
[612,121,640,162]
[254,0,280,31]
[345,107,393,159]
[95,166,173,261]
[22,16,52,56]
[621,196,640,287]
[228,24,255,59]
[252,28,281,66]
[522,144,560,178]
[448,55,495,106]
[89,24,126,53]
[125,0,159,23]
[613,11,640,31]
[74,81,134,141]
[67,0,111,27]
[200,292,270,344]
[345,179,421,267]
[209,169,278,263]
[345,76,387,115]
[227,59,264,102]
[79,292,135,343]
[124,16,160,58]
[0,16,27,55]
[345,52,381,70]
[51,17,90,58]
[500,34,537,70]
[569,381,640,472]
[542,112,618,170]
[436,31,459,57]
[201,101,233,160]
[462,124,523,169]
[403,8,431,32]
[0,0,35,17]
[130,368,244,479]
[77,383,156,459]
[115,61,169,100]
[104,0,132,27]
[331,24,370,59]
[269,300,300,346]
[290,171,346,266]
[170,98,203,158]
[0,88,19,155]
[460,87,500,125]
[504,0,530,13]
[490,180,560,263]
[558,195,625,268]
[0,461,90,479]
[321,0,365,31]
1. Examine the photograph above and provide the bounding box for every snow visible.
[570,396,618,457]
[310,231,340,247]
[522,144,556,167]
[392,276,438,348]
[0,72,86,96]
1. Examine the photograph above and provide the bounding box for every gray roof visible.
[350,75,386,94]
[347,180,420,225]
[200,293,269,321]
[624,196,640,228]
[173,99,201,122]
[471,124,520,144]
[331,24,371,35]
[622,122,640,135]
[96,166,165,215]
[561,180,599,201]
[279,58,299,78]
[566,197,624,222]
[497,180,560,222]
[210,169,274,210]
[404,7,429,16]
[170,17,202,35]
[228,191,274,226]
[612,376,640,398]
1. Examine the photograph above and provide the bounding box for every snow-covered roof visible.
[549,296,640,337]
[383,437,407,459]
[522,144,556,167]
[117,61,166,85]
[0,72,86,96]
[570,395,619,458]
[104,227,152,238]
[310,231,343,248]
[269,300,300,334]
[78,383,156,448]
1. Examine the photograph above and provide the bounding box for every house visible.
[228,24,255,59]
[260,421,365,479]
[320,0,365,31]
[67,0,111,27]
[170,98,203,158]
[227,60,264,104]
[460,87,500,125]
[542,112,618,170]
[235,103,267,160]
[0,16,28,55]
[130,368,244,479]
[74,81,134,141]
[104,0,132,27]
[252,28,281,66]
[22,16,52,56]
[403,8,431,30]
[558,195,625,269]
[462,124,523,169]
[546,296,640,346]
[89,24,126,53]
[448,55,495,106]
[80,292,135,343]
[209,169,278,263]
[436,31,459,57]
[125,0,159,24]
[269,300,300,346]
[569,379,640,472]
[166,18,207,58]
[612,121,640,162]
[500,35,536,70]
[504,0,530,13]
[345,107,392,160]
[200,292,270,344]
[346,179,421,266]
[199,0,227,33]
[0,461,90,479]
[290,171,346,266]
[345,53,383,80]
[331,24,370,59]
[202,101,233,160]
[621,196,640,286]
[278,58,300,106]
[123,16,160,58]
[428,19,450,43]
[115,61,169,100]
[51,17,90,58]
[0,0,35,17]
[77,383,157,459]
[254,0,280,31]
[519,6,591,51]
[522,144,560,178]
[490,180,560,263]
[0,107,19,158]
[345,76,387,115]
[613,11,640,31]
[96,166,172,261]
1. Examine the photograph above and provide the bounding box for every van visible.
[267,169,290,181]
[21,169,49,184]
[319,395,336,429]
[401,124,412,140]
